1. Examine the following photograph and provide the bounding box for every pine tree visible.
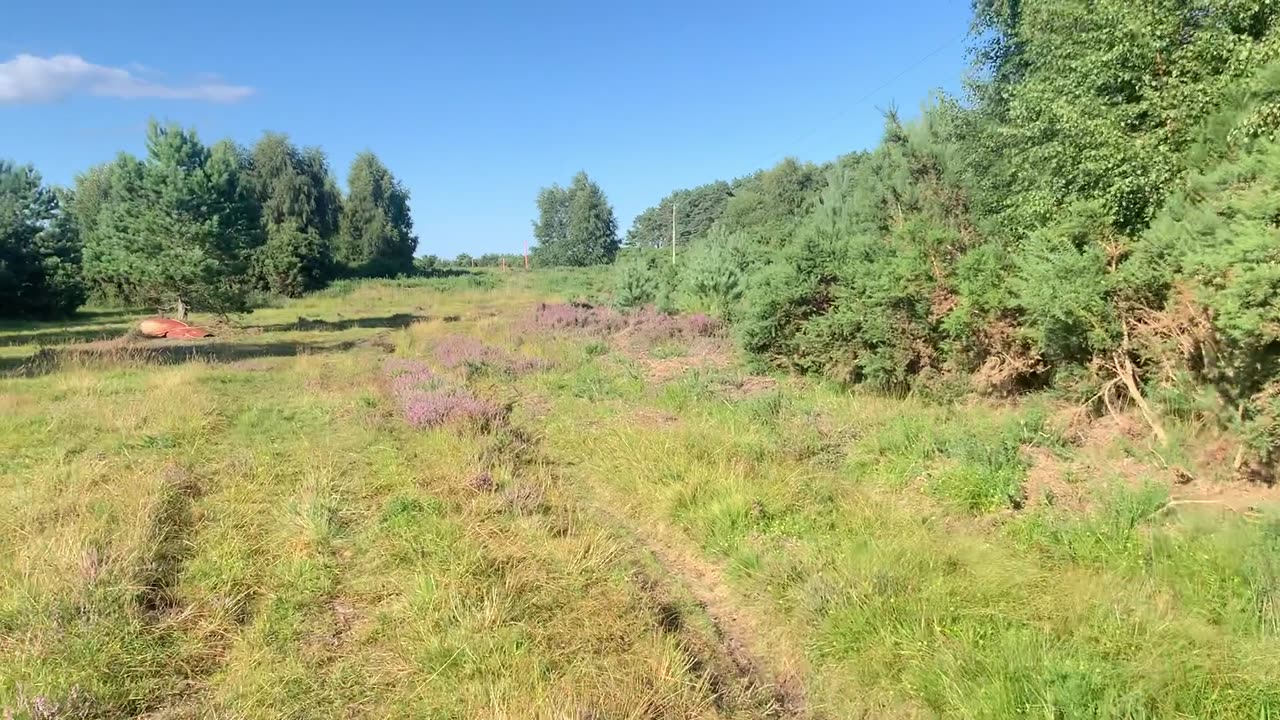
[80,121,262,318]
[0,162,85,318]
[336,152,416,277]
[246,133,341,295]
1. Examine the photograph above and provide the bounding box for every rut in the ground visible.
[135,463,203,619]
[466,389,808,718]
[584,493,815,720]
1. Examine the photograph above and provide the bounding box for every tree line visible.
[606,0,1280,479]
[2,121,416,319]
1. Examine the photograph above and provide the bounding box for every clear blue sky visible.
[1,0,974,258]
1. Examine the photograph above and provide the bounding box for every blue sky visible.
[1,1,974,258]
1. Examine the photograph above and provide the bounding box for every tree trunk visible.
[175,296,189,322]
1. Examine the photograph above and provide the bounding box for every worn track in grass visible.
[579,485,816,720]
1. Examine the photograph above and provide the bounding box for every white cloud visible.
[0,54,253,104]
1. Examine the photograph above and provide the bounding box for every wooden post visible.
[671,202,677,264]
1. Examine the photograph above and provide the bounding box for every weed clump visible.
[501,483,547,515]
[468,471,498,493]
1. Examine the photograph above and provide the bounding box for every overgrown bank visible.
[610,2,1280,480]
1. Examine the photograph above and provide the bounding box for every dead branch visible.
[1112,350,1167,444]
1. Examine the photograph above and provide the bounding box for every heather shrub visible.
[383,358,505,429]
[432,335,546,376]
[531,302,720,346]
[403,389,504,429]
[530,302,624,335]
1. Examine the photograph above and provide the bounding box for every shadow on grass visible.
[0,336,389,379]
[420,267,476,278]
[0,308,143,348]
[0,324,134,348]
[74,308,139,321]
[249,313,432,334]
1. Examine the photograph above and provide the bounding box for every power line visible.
[787,35,963,153]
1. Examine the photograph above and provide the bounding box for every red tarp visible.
[138,318,213,339]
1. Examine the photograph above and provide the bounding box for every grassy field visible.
[2,270,1278,719]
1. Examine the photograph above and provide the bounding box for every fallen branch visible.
[1111,349,1167,444]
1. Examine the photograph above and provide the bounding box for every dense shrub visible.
[679,228,749,318]
[612,252,664,310]
[617,5,1280,476]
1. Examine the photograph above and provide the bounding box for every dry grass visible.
[3,271,1279,718]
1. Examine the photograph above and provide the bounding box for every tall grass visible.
[3,270,1278,717]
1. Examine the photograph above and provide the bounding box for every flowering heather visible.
[402,388,504,428]
[529,303,722,342]
[685,313,721,338]
[383,358,504,429]
[383,358,441,397]
[433,335,496,368]
[530,302,625,335]
[432,335,548,375]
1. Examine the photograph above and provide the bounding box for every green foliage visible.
[337,152,416,278]
[612,253,660,309]
[254,224,330,296]
[246,134,342,296]
[738,107,972,388]
[79,122,262,317]
[611,249,677,311]
[33,124,422,317]
[717,158,826,246]
[615,3,1280,473]
[454,253,522,268]
[679,228,749,317]
[1116,60,1280,466]
[531,184,569,263]
[625,180,732,250]
[1010,203,1120,365]
[528,265,614,302]
[531,172,618,266]
[965,0,1280,238]
[0,163,85,318]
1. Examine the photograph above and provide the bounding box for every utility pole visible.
[671,201,677,264]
